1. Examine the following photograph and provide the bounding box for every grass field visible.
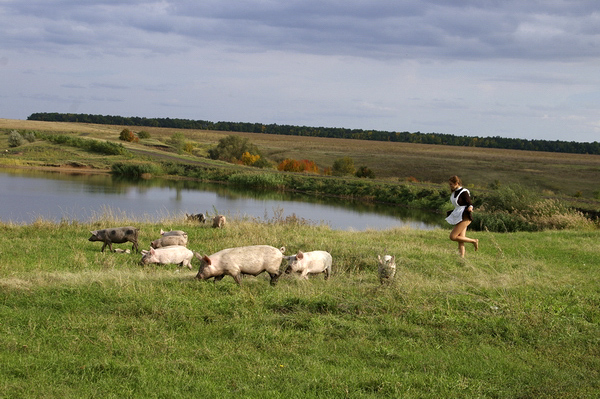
[1,215,599,398]
[1,119,599,397]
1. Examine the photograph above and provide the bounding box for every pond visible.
[0,168,444,230]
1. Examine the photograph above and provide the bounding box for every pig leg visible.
[324,266,331,280]
[131,240,139,253]
[268,272,280,286]
[232,273,243,285]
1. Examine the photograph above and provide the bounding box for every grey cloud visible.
[2,0,599,61]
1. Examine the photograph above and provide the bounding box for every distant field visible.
[2,118,600,204]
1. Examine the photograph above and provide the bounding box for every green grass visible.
[1,216,599,398]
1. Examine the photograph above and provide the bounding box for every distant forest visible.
[28,112,600,155]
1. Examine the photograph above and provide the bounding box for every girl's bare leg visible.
[450,220,478,257]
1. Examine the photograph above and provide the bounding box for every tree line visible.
[27,112,600,155]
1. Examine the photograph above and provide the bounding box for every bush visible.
[208,135,262,163]
[119,129,138,143]
[278,158,319,173]
[8,130,25,147]
[137,130,151,139]
[332,157,355,176]
[167,133,186,153]
[23,131,37,143]
[355,166,375,179]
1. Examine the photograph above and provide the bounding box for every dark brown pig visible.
[88,226,139,253]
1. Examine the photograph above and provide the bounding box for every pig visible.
[186,213,206,223]
[212,215,226,228]
[88,226,139,253]
[160,229,188,237]
[284,250,332,280]
[195,245,285,286]
[140,246,194,269]
[150,234,188,249]
[377,254,396,284]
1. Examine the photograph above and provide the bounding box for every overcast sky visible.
[1,1,599,143]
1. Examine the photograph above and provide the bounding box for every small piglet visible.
[285,250,332,280]
[150,234,188,249]
[377,255,396,284]
[195,245,285,286]
[186,213,206,223]
[140,247,194,269]
[212,215,226,228]
[88,226,139,253]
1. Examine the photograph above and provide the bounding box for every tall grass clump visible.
[474,184,595,232]
[228,172,286,189]
[38,133,130,156]
[111,162,163,178]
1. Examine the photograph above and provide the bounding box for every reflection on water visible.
[0,168,443,230]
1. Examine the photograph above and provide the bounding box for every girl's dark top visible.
[447,188,473,221]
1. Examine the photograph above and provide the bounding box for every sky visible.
[1,1,599,143]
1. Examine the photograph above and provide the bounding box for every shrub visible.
[355,166,375,179]
[241,152,261,166]
[137,130,151,139]
[277,158,319,173]
[8,130,25,147]
[167,132,186,153]
[208,135,262,163]
[332,157,355,176]
[23,131,37,143]
[184,142,195,154]
[119,129,139,143]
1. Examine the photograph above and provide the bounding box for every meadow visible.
[1,118,599,397]
[1,214,599,398]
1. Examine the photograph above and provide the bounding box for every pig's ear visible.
[203,255,211,265]
[297,251,304,259]
[150,248,156,255]
[90,230,96,235]
[377,255,382,261]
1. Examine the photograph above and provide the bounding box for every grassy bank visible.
[1,215,599,398]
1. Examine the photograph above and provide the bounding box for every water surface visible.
[0,168,442,230]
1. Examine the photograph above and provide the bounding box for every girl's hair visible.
[448,175,462,186]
